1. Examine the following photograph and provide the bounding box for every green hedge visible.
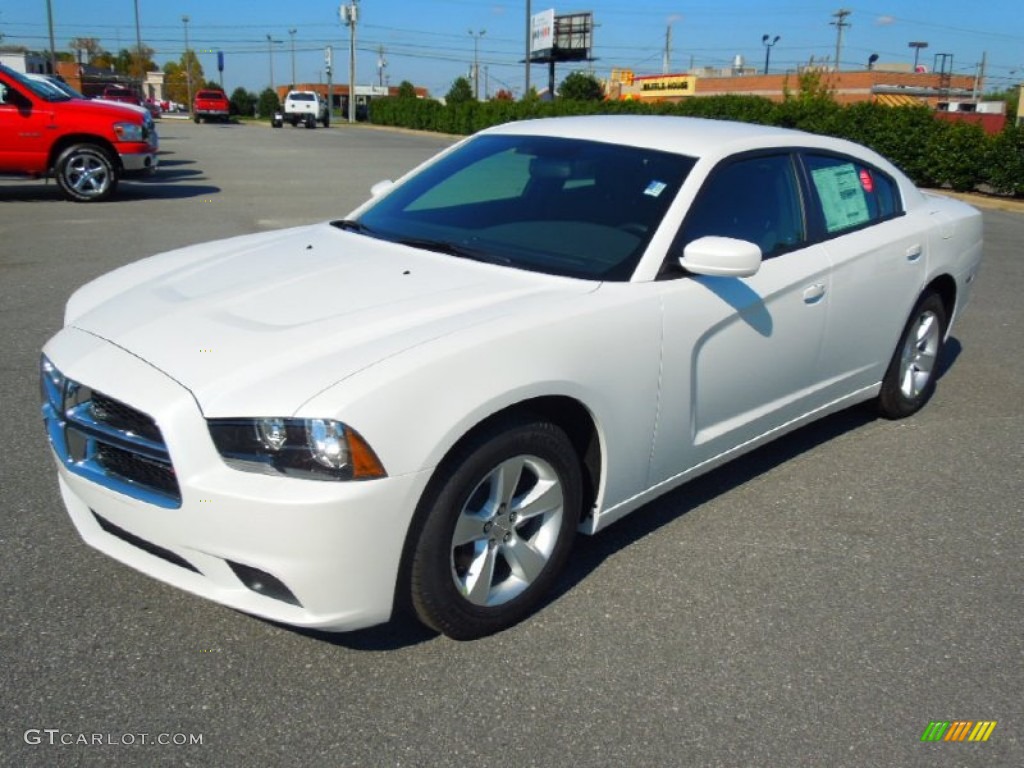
[369,95,1023,197]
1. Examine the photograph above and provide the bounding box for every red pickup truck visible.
[193,89,231,123]
[0,64,158,202]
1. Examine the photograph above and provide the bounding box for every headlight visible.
[113,121,145,142]
[207,418,386,481]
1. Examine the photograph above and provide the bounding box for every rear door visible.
[801,153,928,398]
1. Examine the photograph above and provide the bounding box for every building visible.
[610,67,978,108]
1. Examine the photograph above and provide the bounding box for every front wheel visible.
[409,419,582,640]
[54,144,118,202]
[877,291,948,419]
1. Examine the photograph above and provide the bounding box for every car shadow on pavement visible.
[293,336,965,651]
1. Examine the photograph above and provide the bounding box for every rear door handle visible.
[803,283,826,304]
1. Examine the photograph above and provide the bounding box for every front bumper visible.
[43,327,432,632]
[118,137,159,176]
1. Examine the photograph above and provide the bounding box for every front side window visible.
[677,153,806,259]
[351,134,697,281]
[803,154,901,235]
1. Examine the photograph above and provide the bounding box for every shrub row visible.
[369,95,1023,196]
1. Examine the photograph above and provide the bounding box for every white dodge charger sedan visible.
[41,116,983,639]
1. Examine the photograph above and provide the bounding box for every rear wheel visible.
[304,114,316,129]
[322,111,330,128]
[409,419,581,640]
[877,291,947,418]
[54,143,118,202]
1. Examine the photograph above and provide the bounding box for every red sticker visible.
[859,168,874,194]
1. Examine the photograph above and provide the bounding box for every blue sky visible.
[3,1,1021,97]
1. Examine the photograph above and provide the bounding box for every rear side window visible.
[803,154,901,235]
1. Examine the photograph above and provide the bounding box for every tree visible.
[230,87,257,117]
[397,80,417,99]
[257,88,280,119]
[68,37,105,65]
[162,50,204,105]
[559,71,604,101]
[445,76,473,106]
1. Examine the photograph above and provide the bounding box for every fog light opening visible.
[227,561,301,607]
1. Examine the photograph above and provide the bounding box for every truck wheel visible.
[322,112,330,128]
[54,143,118,202]
[193,115,200,123]
[305,114,316,129]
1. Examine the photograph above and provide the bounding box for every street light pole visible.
[289,28,297,87]
[469,29,486,100]
[762,34,780,75]
[182,16,192,114]
[267,34,276,94]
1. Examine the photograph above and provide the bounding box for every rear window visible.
[197,91,225,99]
[288,93,315,101]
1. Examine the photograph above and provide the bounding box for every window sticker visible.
[811,163,870,232]
[644,180,668,198]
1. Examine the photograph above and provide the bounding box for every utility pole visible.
[830,8,851,72]
[469,29,486,100]
[377,45,387,88]
[267,34,276,94]
[525,0,532,96]
[45,0,57,75]
[325,45,333,119]
[133,0,143,78]
[972,51,987,101]
[341,1,359,123]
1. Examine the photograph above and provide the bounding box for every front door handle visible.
[803,283,826,304]
[906,244,923,262]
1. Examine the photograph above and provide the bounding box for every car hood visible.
[68,223,596,416]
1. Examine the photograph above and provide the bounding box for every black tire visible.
[409,419,582,640]
[877,291,948,419]
[322,111,330,128]
[305,114,316,129]
[193,115,200,123]
[53,143,118,202]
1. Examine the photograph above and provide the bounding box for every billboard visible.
[531,9,555,56]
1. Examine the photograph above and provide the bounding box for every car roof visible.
[484,115,877,164]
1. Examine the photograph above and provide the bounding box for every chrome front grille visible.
[41,355,181,508]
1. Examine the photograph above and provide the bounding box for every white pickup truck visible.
[272,91,330,129]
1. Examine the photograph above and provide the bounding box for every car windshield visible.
[348,134,696,281]
[20,75,71,102]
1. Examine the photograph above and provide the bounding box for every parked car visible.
[193,89,230,123]
[272,90,329,128]
[1,64,158,201]
[40,116,982,638]
[101,85,144,107]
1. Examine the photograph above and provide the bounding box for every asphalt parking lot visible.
[1,119,1021,768]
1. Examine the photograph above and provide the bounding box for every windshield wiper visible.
[395,237,511,265]
[330,219,377,236]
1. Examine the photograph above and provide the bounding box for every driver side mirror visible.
[679,236,762,278]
